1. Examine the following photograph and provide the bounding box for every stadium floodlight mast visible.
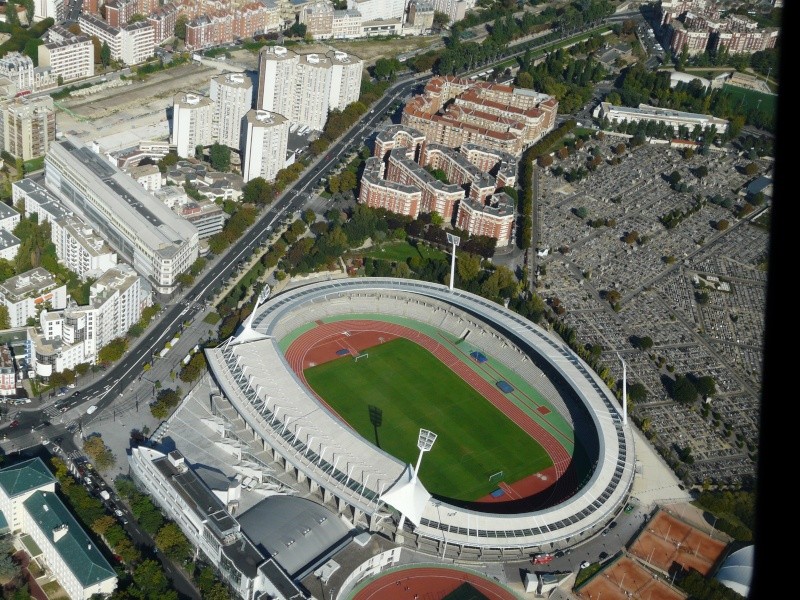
[617,353,628,425]
[446,233,461,292]
[397,428,438,533]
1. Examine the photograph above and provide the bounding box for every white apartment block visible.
[12,178,72,227]
[0,267,68,329]
[127,163,162,191]
[0,201,20,231]
[0,230,20,262]
[120,21,155,66]
[51,216,118,279]
[39,27,95,84]
[347,0,406,21]
[242,109,289,183]
[295,52,334,132]
[257,46,363,131]
[33,0,61,21]
[327,50,362,111]
[172,93,215,158]
[256,45,297,119]
[0,459,118,600]
[210,73,253,151]
[78,14,154,66]
[44,138,199,296]
[34,264,144,375]
[0,95,56,161]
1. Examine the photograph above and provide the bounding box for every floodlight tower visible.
[618,353,627,425]
[397,428,437,533]
[446,232,461,292]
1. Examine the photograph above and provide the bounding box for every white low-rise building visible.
[0,229,21,261]
[0,267,68,329]
[51,216,118,280]
[0,201,20,231]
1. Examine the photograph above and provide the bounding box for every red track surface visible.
[353,567,517,600]
[284,320,572,503]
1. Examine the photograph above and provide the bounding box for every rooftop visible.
[0,458,56,498]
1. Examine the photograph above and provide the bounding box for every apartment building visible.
[332,8,362,38]
[44,138,199,297]
[172,92,215,158]
[78,14,155,65]
[362,125,518,246]
[178,201,226,239]
[242,109,289,183]
[210,73,253,150]
[406,1,434,33]
[455,193,515,246]
[359,156,422,218]
[257,46,363,131]
[148,3,180,44]
[39,26,95,84]
[33,264,144,373]
[431,0,468,23]
[51,216,119,279]
[0,344,15,397]
[0,52,54,96]
[12,178,72,227]
[0,96,56,161]
[0,459,118,600]
[402,76,558,157]
[0,268,68,329]
[0,201,20,231]
[661,0,779,55]
[374,124,426,161]
[129,447,305,600]
[300,1,334,39]
[0,230,20,262]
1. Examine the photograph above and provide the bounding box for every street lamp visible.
[446,233,461,292]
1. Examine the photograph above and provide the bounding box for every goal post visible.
[354,353,369,362]
[489,470,504,483]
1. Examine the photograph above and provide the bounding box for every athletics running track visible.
[284,319,575,505]
[351,566,517,600]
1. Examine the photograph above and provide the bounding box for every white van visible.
[86,405,98,414]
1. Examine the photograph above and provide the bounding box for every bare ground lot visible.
[55,62,220,151]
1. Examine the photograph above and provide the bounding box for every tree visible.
[714,219,730,231]
[456,252,481,283]
[671,375,698,404]
[631,335,653,350]
[209,142,231,172]
[83,435,115,471]
[100,41,111,68]
[175,15,188,40]
[627,382,648,403]
[574,206,588,219]
[156,522,192,561]
[743,162,758,176]
[694,375,717,397]
[241,177,274,205]
[432,11,450,31]
[0,305,9,330]
[695,165,708,179]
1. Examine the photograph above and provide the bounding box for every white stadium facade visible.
[204,277,636,558]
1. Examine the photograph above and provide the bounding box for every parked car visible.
[9,420,19,428]
[114,509,124,518]
[580,561,590,569]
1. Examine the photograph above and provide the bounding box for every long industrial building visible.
[44,138,199,297]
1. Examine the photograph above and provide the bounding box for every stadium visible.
[204,277,636,559]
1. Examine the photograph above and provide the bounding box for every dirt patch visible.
[328,35,441,68]
[577,555,687,600]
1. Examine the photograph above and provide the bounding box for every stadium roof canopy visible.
[716,545,753,597]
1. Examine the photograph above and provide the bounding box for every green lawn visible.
[363,241,447,263]
[304,338,552,501]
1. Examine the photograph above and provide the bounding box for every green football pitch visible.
[303,338,554,501]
